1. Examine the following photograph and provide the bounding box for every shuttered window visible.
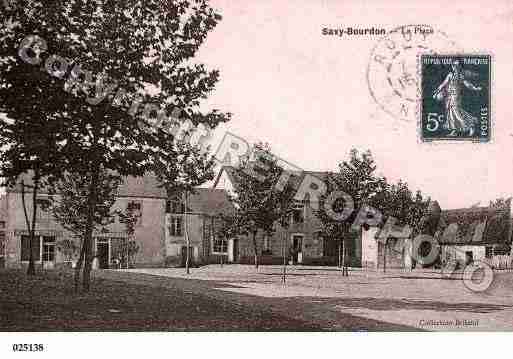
[21,235,40,261]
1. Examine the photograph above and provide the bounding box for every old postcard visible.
[1,0,513,357]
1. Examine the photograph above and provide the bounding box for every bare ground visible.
[0,268,413,331]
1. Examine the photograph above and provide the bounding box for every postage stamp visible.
[367,24,460,122]
[419,54,491,142]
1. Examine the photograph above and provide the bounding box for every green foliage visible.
[153,140,217,201]
[49,170,121,237]
[56,238,80,263]
[1,0,230,206]
[376,181,430,235]
[230,143,296,237]
[489,197,512,209]
[215,212,241,241]
[114,201,141,268]
[1,0,230,288]
[118,202,142,238]
[317,149,385,239]
[317,148,429,239]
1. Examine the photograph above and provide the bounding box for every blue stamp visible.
[420,54,491,142]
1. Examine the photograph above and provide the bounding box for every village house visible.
[215,165,512,270]
[360,203,512,270]
[164,188,234,267]
[0,174,233,269]
[436,205,512,269]
[213,166,362,266]
[3,166,510,271]
[361,226,413,270]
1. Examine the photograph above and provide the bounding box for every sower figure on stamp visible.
[433,60,482,136]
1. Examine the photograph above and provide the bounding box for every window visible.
[21,235,40,261]
[0,221,5,229]
[465,251,474,265]
[166,200,185,214]
[36,197,52,209]
[128,201,141,211]
[323,237,339,257]
[42,236,55,262]
[262,235,271,254]
[36,196,52,220]
[127,201,143,226]
[292,234,303,252]
[169,217,182,236]
[485,246,493,258]
[213,236,228,254]
[0,233,5,257]
[291,201,305,224]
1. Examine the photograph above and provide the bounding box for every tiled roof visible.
[435,205,512,245]
[8,172,234,216]
[187,188,234,216]
[116,174,167,198]
[8,172,168,198]
[216,165,331,195]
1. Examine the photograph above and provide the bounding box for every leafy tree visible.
[56,238,80,266]
[214,212,239,266]
[116,201,142,269]
[374,180,429,271]
[0,161,61,276]
[49,170,121,291]
[1,0,230,290]
[317,149,385,274]
[154,141,218,274]
[317,149,429,273]
[229,143,296,269]
[488,197,512,256]
[0,3,86,276]
[489,197,511,209]
[0,31,67,275]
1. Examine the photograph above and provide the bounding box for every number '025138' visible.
[12,344,45,352]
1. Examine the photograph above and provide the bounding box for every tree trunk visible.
[82,169,100,292]
[341,238,346,275]
[252,231,258,269]
[342,239,348,276]
[338,239,342,268]
[383,238,387,273]
[28,179,39,274]
[21,176,40,276]
[74,241,85,293]
[184,191,190,274]
[282,234,286,284]
[20,181,31,274]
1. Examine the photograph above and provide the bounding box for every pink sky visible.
[196,0,513,209]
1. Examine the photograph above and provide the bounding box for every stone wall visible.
[233,202,362,266]
[165,213,206,267]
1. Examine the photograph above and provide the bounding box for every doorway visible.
[292,234,304,264]
[465,251,474,266]
[230,238,239,263]
[181,246,194,267]
[97,241,110,269]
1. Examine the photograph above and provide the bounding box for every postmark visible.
[367,25,460,122]
[419,54,491,142]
